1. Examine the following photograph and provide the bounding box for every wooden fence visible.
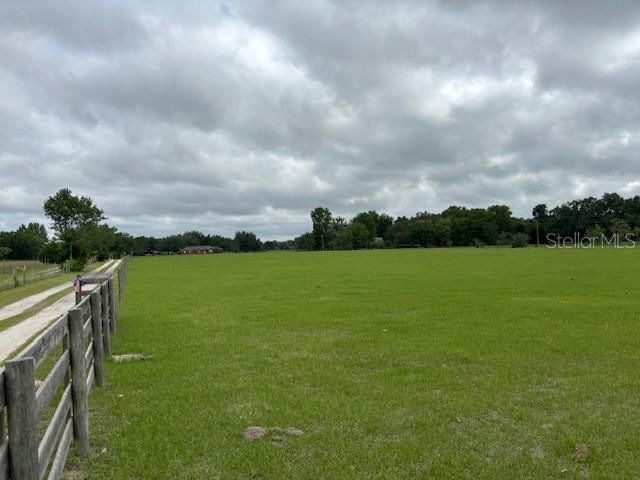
[0,257,128,480]
[0,267,63,292]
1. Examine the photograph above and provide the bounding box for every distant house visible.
[179,246,224,255]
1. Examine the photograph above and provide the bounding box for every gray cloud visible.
[2,0,640,239]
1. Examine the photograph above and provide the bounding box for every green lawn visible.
[77,249,640,479]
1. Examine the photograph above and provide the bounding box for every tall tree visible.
[532,204,548,247]
[182,230,207,246]
[376,213,394,239]
[44,188,105,260]
[12,223,48,259]
[234,231,262,252]
[310,207,333,250]
[352,211,379,240]
[294,232,315,250]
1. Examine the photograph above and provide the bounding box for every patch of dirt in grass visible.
[243,426,304,442]
[285,427,304,437]
[530,444,545,459]
[62,467,87,479]
[112,353,153,362]
[243,426,267,440]
[572,444,592,463]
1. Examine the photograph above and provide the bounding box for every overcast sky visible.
[2,1,640,239]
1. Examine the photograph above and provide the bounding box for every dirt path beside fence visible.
[0,260,115,322]
[0,259,121,362]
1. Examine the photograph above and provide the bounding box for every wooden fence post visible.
[74,275,82,305]
[100,283,111,355]
[5,357,39,480]
[62,332,70,389]
[11,267,16,288]
[0,409,4,447]
[117,267,123,305]
[90,291,104,387]
[108,278,116,334]
[69,308,89,457]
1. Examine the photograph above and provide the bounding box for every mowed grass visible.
[79,249,640,479]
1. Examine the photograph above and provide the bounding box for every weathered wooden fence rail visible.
[0,257,128,480]
[0,266,63,292]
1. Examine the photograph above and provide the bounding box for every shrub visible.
[372,237,385,249]
[511,233,529,248]
[497,232,512,247]
[39,242,66,264]
[69,257,87,272]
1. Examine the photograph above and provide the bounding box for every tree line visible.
[2,190,640,263]
[0,189,133,269]
[296,193,640,250]
[0,188,269,261]
[130,230,266,254]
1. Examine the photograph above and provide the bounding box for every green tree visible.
[207,234,234,252]
[352,211,378,241]
[294,232,315,250]
[349,223,371,249]
[487,205,514,235]
[386,216,412,246]
[511,232,529,248]
[44,188,105,260]
[159,234,185,253]
[113,232,135,256]
[497,232,511,247]
[182,230,207,246]
[334,227,353,250]
[234,231,262,252]
[586,225,604,245]
[11,223,48,259]
[39,242,66,264]
[532,204,548,246]
[609,218,630,235]
[79,223,118,260]
[310,207,333,250]
[376,213,394,239]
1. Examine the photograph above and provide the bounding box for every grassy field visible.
[76,249,639,479]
